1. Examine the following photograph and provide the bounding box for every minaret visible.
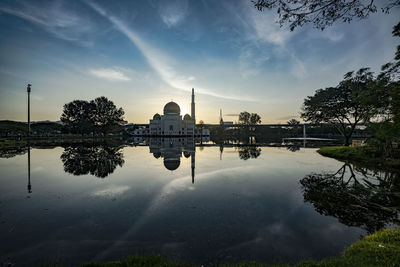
[191,151,195,184]
[191,88,195,124]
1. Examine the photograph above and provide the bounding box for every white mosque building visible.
[149,88,196,136]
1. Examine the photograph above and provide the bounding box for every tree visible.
[239,111,262,125]
[60,97,125,135]
[380,22,400,80]
[90,97,125,134]
[250,113,262,125]
[60,100,93,134]
[253,0,400,31]
[301,68,377,145]
[238,111,251,125]
[287,119,300,125]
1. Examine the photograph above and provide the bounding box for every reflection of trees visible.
[300,163,400,233]
[61,145,124,178]
[0,147,28,158]
[286,144,301,152]
[238,146,261,160]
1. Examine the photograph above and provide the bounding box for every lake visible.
[0,139,398,266]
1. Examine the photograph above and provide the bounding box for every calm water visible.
[0,139,398,266]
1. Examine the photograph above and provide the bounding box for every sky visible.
[0,0,399,124]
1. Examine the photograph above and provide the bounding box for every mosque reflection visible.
[149,138,196,183]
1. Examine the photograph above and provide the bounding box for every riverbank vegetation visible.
[83,228,400,267]
[317,146,400,170]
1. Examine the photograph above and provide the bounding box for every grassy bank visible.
[317,146,400,171]
[82,228,400,267]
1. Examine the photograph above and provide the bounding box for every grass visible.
[82,228,400,267]
[317,146,400,171]
[0,138,27,149]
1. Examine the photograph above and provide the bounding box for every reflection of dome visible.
[153,113,161,120]
[183,114,191,120]
[163,102,180,115]
[183,151,191,158]
[153,152,161,158]
[163,159,180,171]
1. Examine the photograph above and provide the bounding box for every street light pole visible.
[27,84,31,137]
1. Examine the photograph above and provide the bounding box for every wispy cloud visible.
[85,0,255,102]
[89,67,131,81]
[92,185,130,197]
[155,0,189,28]
[290,54,307,79]
[248,9,291,46]
[0,0,93,46]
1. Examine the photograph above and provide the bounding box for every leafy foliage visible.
[301,68,377,145]
[253,0,400,31]
[60,97,124,134]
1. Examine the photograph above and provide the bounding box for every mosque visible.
[149,88,196,136]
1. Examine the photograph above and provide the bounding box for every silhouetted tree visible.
[61,145,124,178]
[300,163,400,233]
[287,119,300,125]
[253,0,400,31]
[90,96,125,134]
[239,112,251,125]
[60,97,125,134]
[61,100,93,134]
[380,22,400,80]
[301,68,377,145]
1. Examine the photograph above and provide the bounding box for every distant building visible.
[149,89,196,136]
[223,121,234,125]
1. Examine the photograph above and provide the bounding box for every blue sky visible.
[0,0,399,123]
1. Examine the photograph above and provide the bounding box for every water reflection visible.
[238,146,261,160]
[300,163,400,233]
[149,138,196,183]
[27,143,31,193]
[60,145,124,178]
[0,146,28,158]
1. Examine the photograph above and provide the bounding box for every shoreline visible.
[317,146,400,171]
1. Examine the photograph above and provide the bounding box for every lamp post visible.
[27,84,31,137]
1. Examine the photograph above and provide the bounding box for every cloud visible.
[155,0,189,28]
[89,67,131,81]
[85,0,256,102]
[0,0,93,46]
[92,185,130,197]
[290,55,307,79]
[276,115,300,121]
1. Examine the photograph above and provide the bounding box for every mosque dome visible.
[163,158,180,171]
[153,113,161,120]
[183,151,191,158]
[183,114,191,120]
[153,152,161,159]
[163,102,180,115]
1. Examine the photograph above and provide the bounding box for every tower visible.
[191,88,195,124]
[27,84,31,136]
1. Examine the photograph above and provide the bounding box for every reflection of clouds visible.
[94,165,256,260]
[92,186,130,198]
[32,166,44,172]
